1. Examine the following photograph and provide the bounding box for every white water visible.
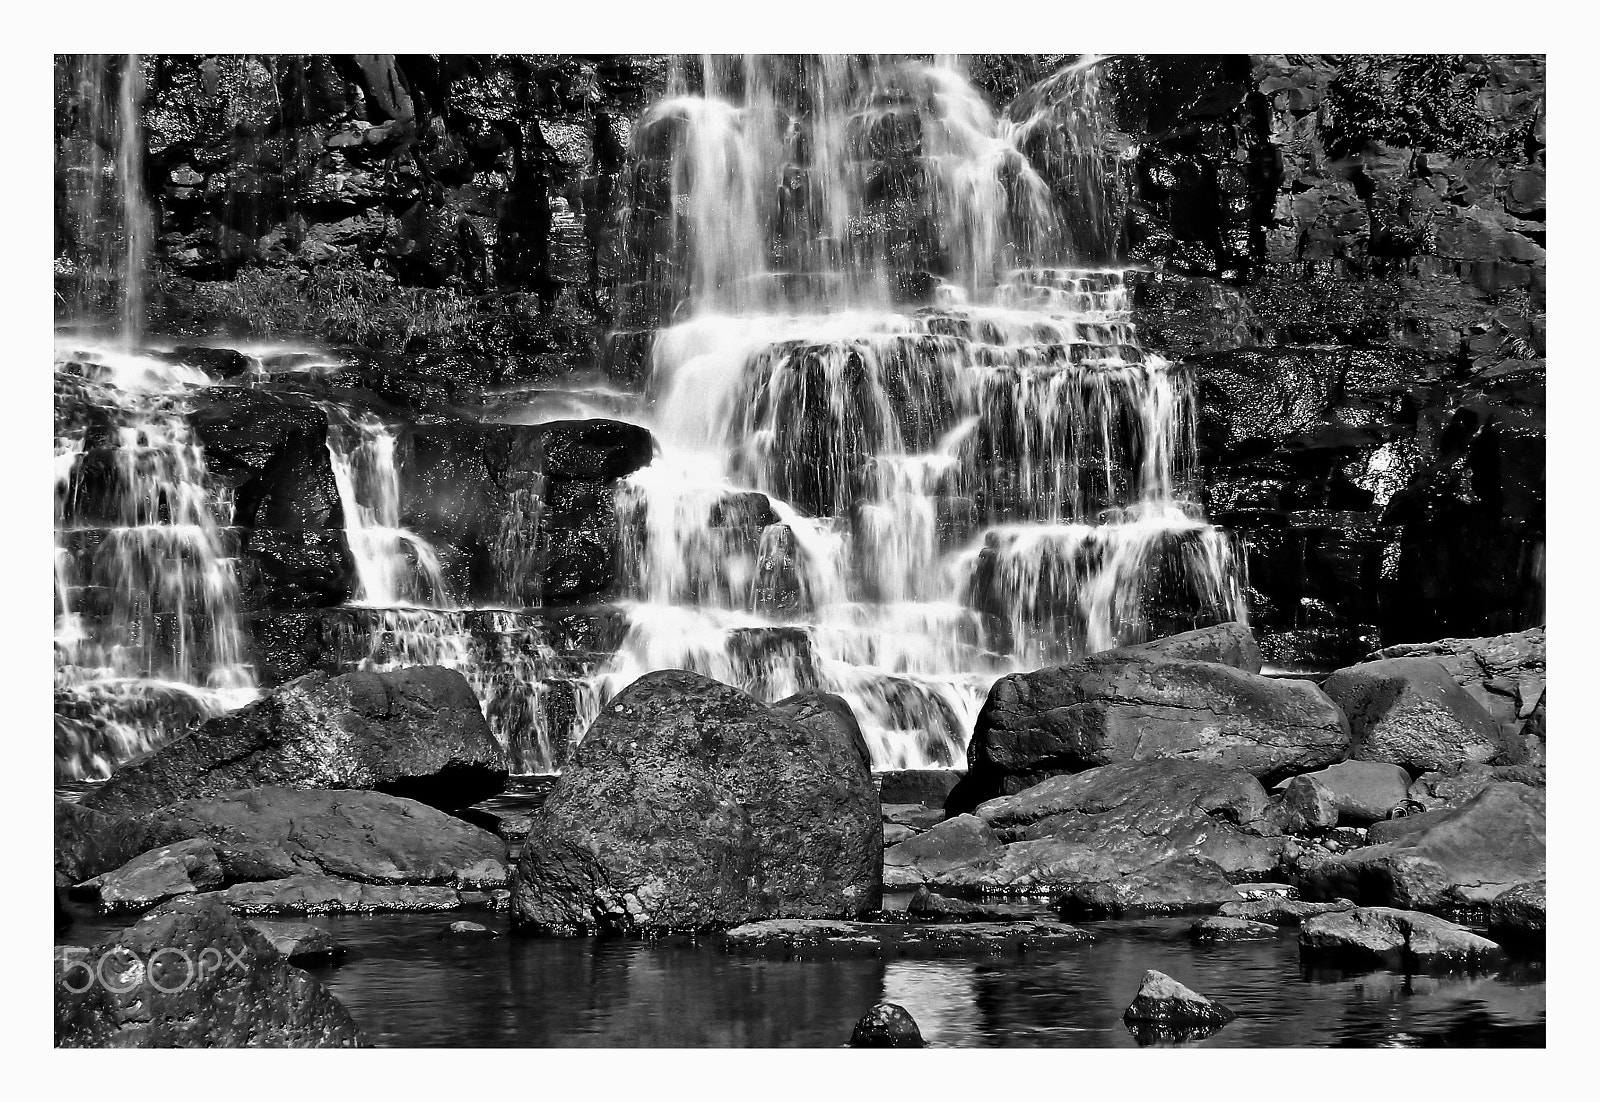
[595,55,1246,768]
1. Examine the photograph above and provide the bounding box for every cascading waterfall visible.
[597,54,1246,768]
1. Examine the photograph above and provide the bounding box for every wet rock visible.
[55,895,363,1047]
[1299,906,1504,971]
[1123,969,1235,1031]
[1113,622,1265,673]
[882,804,946,832]
[247,920,345,965]
[440,920,498,938]
[216,873,463,915]
[1190,916,1280,942]
[952,654,1349,810]
[1487,880,1545,955]
[1219,896,1353,926]
[879,768,963,807]
[537,418,655,481]
[82,667,507,817]
[850,1003,925,1048]
[722,918,1092,958]
[77,838,226,912]
[1299,782,1544,912]
[882,814,1006,889]
[1285,761,1413,825]
[905,886,1034,922]
[56,797,153,884]
[1323,656,1508,772]
[1265,774,1339,834]
[1058,856,1239,919]
[772,690,871,772]
[512,670,881,934]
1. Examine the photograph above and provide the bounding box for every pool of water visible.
[66,907,1542,1048]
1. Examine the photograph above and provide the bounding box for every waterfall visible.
[599,54,1247,769]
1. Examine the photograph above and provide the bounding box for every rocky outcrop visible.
[1283,760,1412,825]
[55,895,364,1047]
[82,667,506,816]
[1298,782,1544,912]
[850,1003,925,1048]
[893,761,1281,903]
[951,653,1350,809]
[1298,906,1504,971]
[512,670,881,934]
[1322,656,1509,771]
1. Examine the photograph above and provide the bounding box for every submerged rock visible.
[722,918,1091,958]
[82,667,508,817]
[440,920,498,938]
[1322,657,1508,772]
[1123,969,1235,1033]
[1298,782,1544,912]
[850,1003,925,1048]
[1299,906,1504,971]
[951,653,1349,809]
[1190,916,1280,942]
[247,920,345,965]
[55,896,363,1047]
[512,670,881,934]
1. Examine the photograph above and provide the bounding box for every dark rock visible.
[82,667,507,817]
[1323,657,1508,772]
[1265,774,1339,834]
[952,654,1349,810]
[512,670,881,934]
[1113,622,1265,673]
[1190,916,1280,942]
[850,1003,925,1048]
[538,418,655,481]
[55,895,363,1047]
[879,768,964,807]
[1285,761,1413,825]
[772,690,871,772]
[78,838,226,912]
[881,804,946,832]
[1486,880,1545,955]
[1404,760,1545,813]
[905,886,1034,922]
[1299,782,1544,912]
[247,920,346,965]
[1218,896,1353,926]
[1057,856,1239,919]
[1123,969,1235,1029]
[1299,906,1504,971]
[722,918,1092,958]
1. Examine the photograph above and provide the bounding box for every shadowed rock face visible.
[949,652,1349,810]
[1297,782,1545,912]
[81,666,507,817]
[1323,656,1509,772]
[512,670,881,934]
[55,895,364,1048]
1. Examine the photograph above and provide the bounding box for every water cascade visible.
[596,54,1246,768]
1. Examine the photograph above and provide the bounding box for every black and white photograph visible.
[30,8,1570,1069]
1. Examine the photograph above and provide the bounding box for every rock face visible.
[1322,657,1508,772]
[1299,782,1544,912]
[55,895,364,1047]
[1371,627,1545,746]
[892,761,1281,903]
[951,653,1349,809]
[850,1003,925,1048]
[1299,906,1504,971]
[512,670,881,934]
[1285,761,1413,825]
[82,667,507,817]
[1487,880,1545,954]
[1123,970,1235,1027]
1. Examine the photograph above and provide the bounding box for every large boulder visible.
[950,653,1349,810]
[1282,760,1413,825]
[891,761,1281,901]
[82,667,506,817]
[71,788,509,913]
[511,670,881,934]
[1321,657,1508,772]
[1405,761,1546,813]
[1369,627,1544,742]
[1299,906,1504,971]
[55,895,364,1047]
[1298,782,1544,912]
[1114,622,1264,673]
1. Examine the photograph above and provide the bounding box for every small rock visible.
[1190,916,1280,942]
[1231,883,1297,901]
[1285,761,1413,825]
[1266,774,1339,834]
[440,920,498,938]
[1123,969,1235,1027]
[247,920,345,965]
[850,1002,924,1048]
[1299,906,1504,971]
